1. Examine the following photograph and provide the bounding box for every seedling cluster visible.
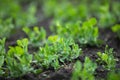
[71,57,97,80]
[54,18,99,46]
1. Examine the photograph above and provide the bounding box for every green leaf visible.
[0,56,4,67]
[89,18,97,26]
[17,38,28,47]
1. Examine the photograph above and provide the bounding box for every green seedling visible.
[6,38,33,77]
[71,57,97,80]
[54,18,100,46]
[43,0,118,28]
[94,2,116,28]
[0,38,6,75]
[34,35,82,70]
[0,0,37,28]
[43,0,89,25]
[0,38,6,55]
[97,45,116,70]
[42,0,58,17]
[23,26,46,46]
[0,56,4,75]
[112,2,120,22]
[107,71,120,80]
[112,24,120,39]
[0,18,14,38]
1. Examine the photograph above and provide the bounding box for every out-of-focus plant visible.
[97,4,116,28]
[15,4,37,27]
[43,0,119,28]
[23,26,46,47]
[107,71,120,80]
[0,18,14,38]
[71,57,97,80]
[0,0,37,28]
[43,0,89,25]
[42,0,58,17]
[52,18,100,46]
[0,0,37,38]
[112,24,120,39]
[112,1,120,22]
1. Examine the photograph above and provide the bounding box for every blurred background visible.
[0,0,120,38]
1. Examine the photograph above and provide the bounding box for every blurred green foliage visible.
[52,18,100,46]
[112,24,120,39]
[0,0,37,38]
[107,71,120,80]
[23,26,46,47]
[0,18,14,38]
[42,0,120,28]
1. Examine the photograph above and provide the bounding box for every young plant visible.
[0,18,14,38]
[23,26,46,46]
[97,45,116,70]
[34,35,82,70]
[52,2,88,24]
[0,0,37,26]
[6,38,33,78]
[0,38,6,75]
[42,0,58,17]
[71,57,97,80]
[0,56,4,75]
[107,71,120,80]
[54,18,100,46]
[43,0,118,28]
[112,24,120,39]
[112,1,120,22]
[43,0,89,25]
[94,2,116,28]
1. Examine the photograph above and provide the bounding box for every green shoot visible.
[71,57,97,80]
[54,18,100,46]
[112,24,120,39]
[23,26,46,47]
[0,38,6,75]
[97,45,116,70]
[107,71,120,80]
[0,18,14,38]
[6,38,33,77]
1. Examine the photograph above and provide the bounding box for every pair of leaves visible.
[23,27,46,46]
